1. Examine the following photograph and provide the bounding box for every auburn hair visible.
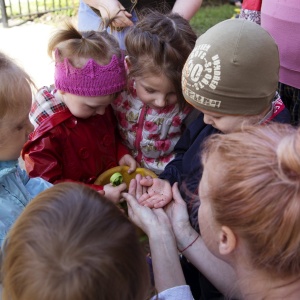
[202,123,300,277]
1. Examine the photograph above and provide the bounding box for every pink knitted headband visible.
[54,50,126,97]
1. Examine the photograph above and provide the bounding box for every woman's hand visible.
[123,192,173,237]
[165,183,196,250]
[122,174,173,237]
[119,154,138,173]
[96,0,134,28]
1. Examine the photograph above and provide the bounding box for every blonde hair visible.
[2,183,151,300]
[202,123,300,277]
[48,22,122,68]
[0,51,33,119]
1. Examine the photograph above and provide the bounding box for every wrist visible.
[178,234,200,253]
[148,226,175,245]
[175,227,198,251]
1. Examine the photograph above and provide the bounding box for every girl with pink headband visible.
[22,23,137,203]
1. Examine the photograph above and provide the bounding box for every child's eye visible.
[16,123,25,131]
[145,88,155,94]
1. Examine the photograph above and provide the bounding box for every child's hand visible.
[98,190,105,196]
[129,174,173,208]
[119,154,138,174]
[103,182,127,204]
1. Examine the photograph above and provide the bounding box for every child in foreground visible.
[1,182,152,300]
[0,51,52,248]
[22,24,136,203]
[112,10,197,175]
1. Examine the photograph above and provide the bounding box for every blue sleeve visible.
[25,176,52,199]
[159,152,185,186]
[159,113,207,185]
[18,166,52,198]
[0,167,52,248]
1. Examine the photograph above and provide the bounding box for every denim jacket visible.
[0,160,52,247]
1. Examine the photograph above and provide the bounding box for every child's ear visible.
[218,226,236,256]
[125,55,131,70]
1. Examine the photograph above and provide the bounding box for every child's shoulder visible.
[0,160,18,180]
[30,86,67,128]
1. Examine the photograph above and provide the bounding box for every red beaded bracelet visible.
[178,234,200,253]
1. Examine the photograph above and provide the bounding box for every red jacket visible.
[22,88,129,191]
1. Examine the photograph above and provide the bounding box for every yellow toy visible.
[95,166,157,186]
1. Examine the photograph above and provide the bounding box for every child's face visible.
[134,73,178,109]
[199,108,249,134]
[0,98,34,161]
[61,93,115,119]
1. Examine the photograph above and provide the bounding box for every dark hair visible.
[2,182,151,300]
[125,10,197,109]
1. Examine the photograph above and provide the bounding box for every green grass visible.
[190,4,237,36]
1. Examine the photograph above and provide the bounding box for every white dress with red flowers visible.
[112,86,191,175]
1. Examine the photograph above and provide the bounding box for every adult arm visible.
[123,178,187,294]
[172,0,203,20]
[82,0,133,27]
[166,183,242,298]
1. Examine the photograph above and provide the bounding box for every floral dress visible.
[112,85,191,175]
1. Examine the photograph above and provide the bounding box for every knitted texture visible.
[55,54,126,96]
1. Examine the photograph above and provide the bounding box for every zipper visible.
[135,105,147,163]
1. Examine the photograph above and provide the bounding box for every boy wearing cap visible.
[166,18,290,226]
[135,18,291,299]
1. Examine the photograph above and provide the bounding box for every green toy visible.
[110,172,123,186]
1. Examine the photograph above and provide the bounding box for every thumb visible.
[116,182,127,192]
[139,177,154,187]
[127,160,137,174]
[122,192,138,207]
[172,182,186,205]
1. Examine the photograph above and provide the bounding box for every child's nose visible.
[96,106,106,115]
[155,97,167,108]
[27,122,34,135]
[203,114,214,125]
